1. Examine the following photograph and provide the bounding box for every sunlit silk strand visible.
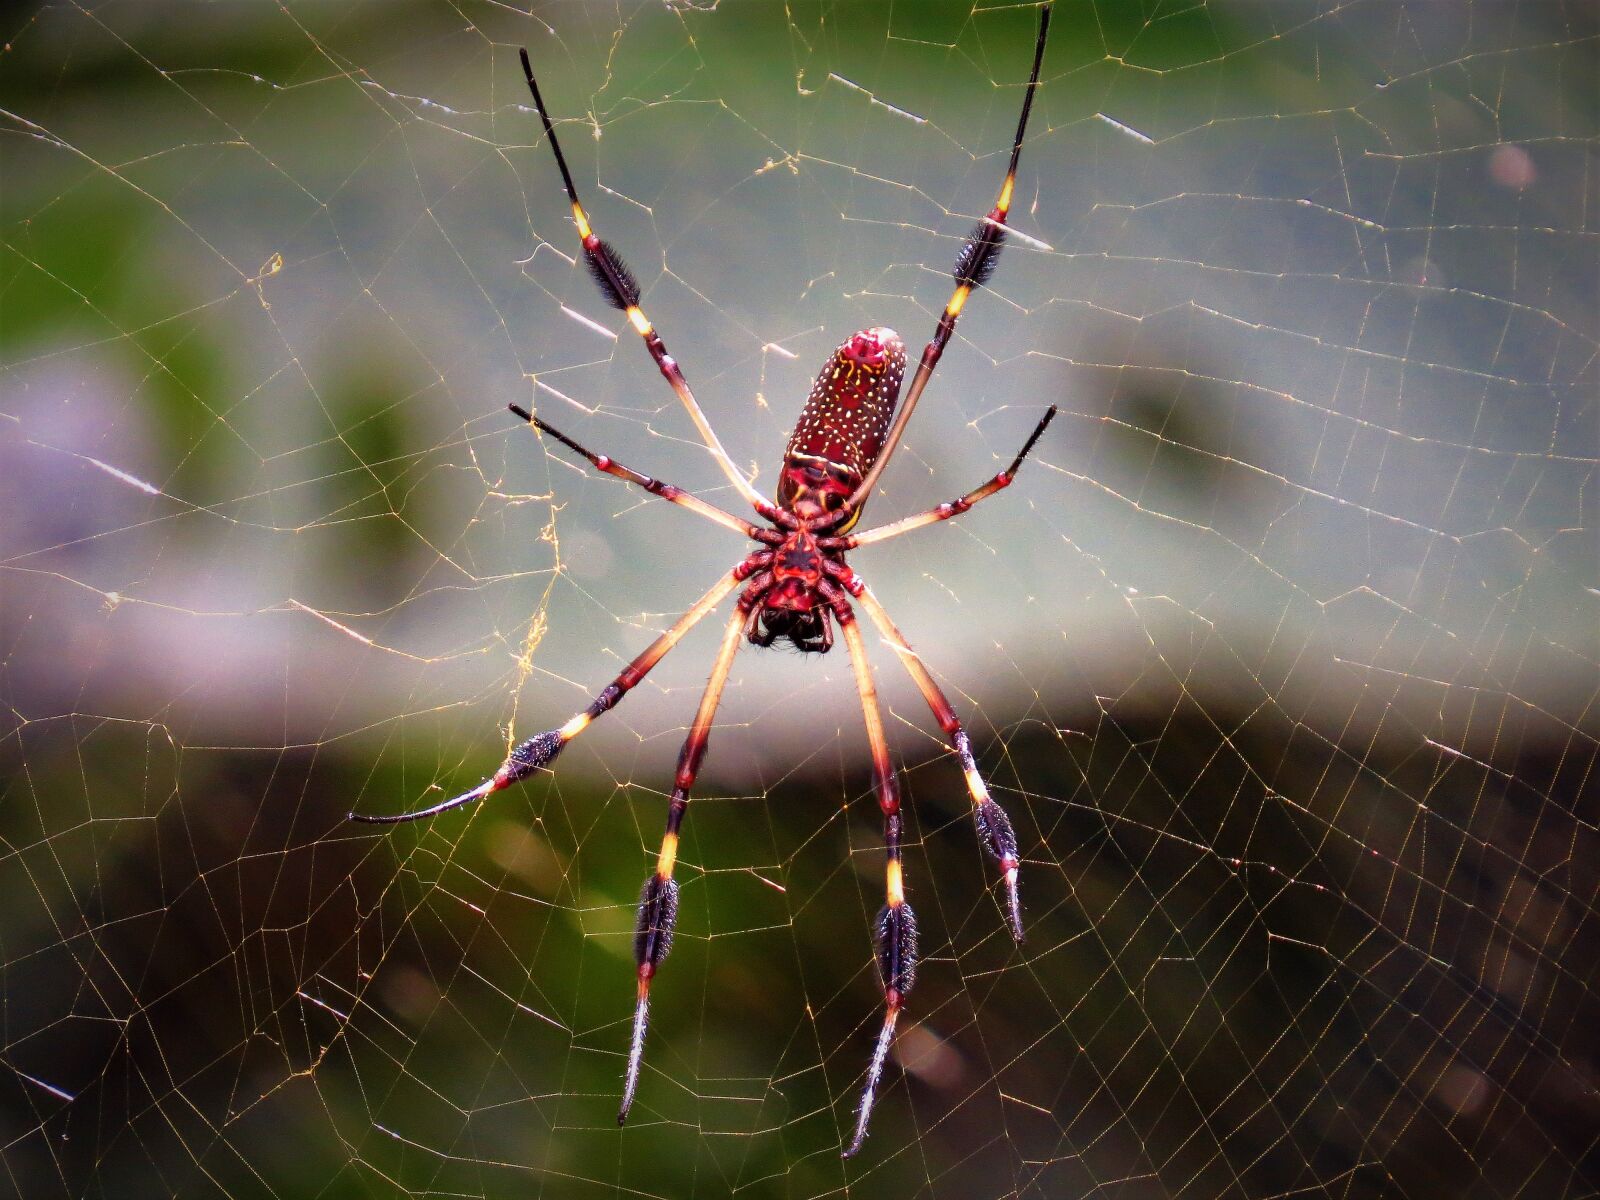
[353,4,1055,1157]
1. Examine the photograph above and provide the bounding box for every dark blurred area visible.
[1,1,1595,1196]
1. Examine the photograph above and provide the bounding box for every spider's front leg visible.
[620,598,752,1125]
[826,584,918,1158]
[348,556,768,823]
[830,567,1027,943]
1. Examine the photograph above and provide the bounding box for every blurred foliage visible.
[2,1,1596,1197]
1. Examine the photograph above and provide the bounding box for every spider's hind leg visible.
[510,406,770,541]
[517,47,771,512]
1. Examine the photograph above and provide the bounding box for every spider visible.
[352,4,1055,1157]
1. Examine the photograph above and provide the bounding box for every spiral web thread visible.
[0,2,1594,1196]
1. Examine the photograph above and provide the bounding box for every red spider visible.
[353,4,1054,1157]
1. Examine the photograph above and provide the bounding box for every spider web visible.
[1,0,1595,1195]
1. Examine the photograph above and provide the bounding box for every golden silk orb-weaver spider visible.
[352,4,1055,1157]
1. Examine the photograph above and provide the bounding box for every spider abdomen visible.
[778,328,906,525]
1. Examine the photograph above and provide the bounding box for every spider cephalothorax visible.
[745,522,833,651]
[746,326,904,652]
[352,4,1055,1159]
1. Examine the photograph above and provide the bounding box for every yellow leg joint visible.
[656,831,679,879]
[998,173,1015,216]
[558,712,591,740]
[626,306,653,335]
[963,766,992,804]
[572,202,592,240]
[947,284,972,317]
[886,859,904,906]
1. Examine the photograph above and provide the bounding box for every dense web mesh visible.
[1,1,1595,1196]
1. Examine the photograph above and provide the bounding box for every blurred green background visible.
[1,1,1596,1196]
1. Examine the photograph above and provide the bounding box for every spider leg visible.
[518,50,773,513]
[510,405,779,542]
[822,406,1056,550]
[348,561,764,823]
[840,4,1052,516]
[828,585,917,1158]
[832,575,1026,943]
[619,603,748,1125]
